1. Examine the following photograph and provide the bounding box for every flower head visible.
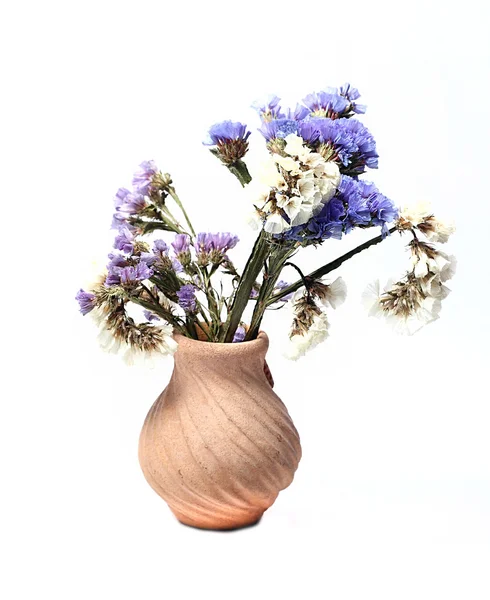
[176,284,197,313]
[114,226,134,254]
[302,90,350,119]
[232,326,246,343]
[132,160,159,195]
[251,95,285,122]
[196,232,239,265]
[204,121,251,164]
[120,262,154,285]
[76,289,96,315]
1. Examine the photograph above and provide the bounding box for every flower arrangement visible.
[76,83,456,363]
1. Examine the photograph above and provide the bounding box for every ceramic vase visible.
[138,331,302,530]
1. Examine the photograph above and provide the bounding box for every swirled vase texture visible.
[138,332,302,530]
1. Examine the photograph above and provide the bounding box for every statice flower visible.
[284,311,330,360]
[114,226,134,254]
[120,262,154,285]
[232,326,246,343]
[171,233,192,266]
[273,280,294,302]
[251,95,285,122]
[203,120,251,165]
[196,232,239,265]
[132,160,159,195]
[114,187,147,215]
[302,90,350,119]
[176,284,197,313]
[397,201,455,243]
[338,83,367,114]
[143,310,160,322]
[283,104,310,121]
[258,119,299,141]
[310,118,378,175]
[75,289,96,315]
[153,239,169,257]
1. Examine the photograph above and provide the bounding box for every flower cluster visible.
[285,277,347,360]
[363,203,456,334]
[251,133,340,234]
[77,83,456,364]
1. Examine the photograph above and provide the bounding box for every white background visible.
[1,1,490,598]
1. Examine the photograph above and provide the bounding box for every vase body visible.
[138,331,302,530]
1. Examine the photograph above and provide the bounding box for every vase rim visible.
[173,330,269,353]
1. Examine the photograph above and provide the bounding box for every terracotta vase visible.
[138,331,302,530]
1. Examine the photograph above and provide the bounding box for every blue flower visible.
[203,121,251,146]
[132,160,159,195]
[232,326,246,343]
[120,262,154,285]
[258,119,299,141]
[176,284,197,313]
[338,83,366,114]
[114,226,134,254]
[302,90,350,118]
[251,95,285,121]
[143,310,160,322]
[171,234,190,254]
[75,289,96,315]
[283,104,310,121]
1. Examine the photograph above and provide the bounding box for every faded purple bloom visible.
[171,234,190,254]
[75,289,96,315]
[118,191,147,215]
[196,232,239,258]
[232,326,246,343]
[249,287,259,299]
[114,226,134,254]
[204,121,251,146]
[274,280,294,302]
[132,160,159,194]
[140,252,157,266]
[114,187,130,208]
[107,252,128,268]
[143,310,160,322]
[120,262,154,285]
[172,258,183,273]
[153,239,169,256]
[251,95,285,121]
[176,284,197,313]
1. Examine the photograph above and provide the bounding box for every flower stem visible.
[220,229,271,342]
[167,186,196,237]
[245,246,293,341]
[267,226,398,304]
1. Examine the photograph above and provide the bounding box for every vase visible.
[138,331,302,530]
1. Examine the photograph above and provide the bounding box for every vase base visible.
[177,516,262,532]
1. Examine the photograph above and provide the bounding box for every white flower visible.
[273,153,302,175]
[257,158,288,190]
[398,200,433,227]
[264,212,289,234]
[275,193,302,221]
[423,217,456,244]
[283,133,311,161]
[284,311,330,360]
[438,253,457,282]
[318,276,347,309]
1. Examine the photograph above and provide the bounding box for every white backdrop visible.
[2,1,490,598]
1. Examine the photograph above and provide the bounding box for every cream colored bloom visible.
[284,311,330,360]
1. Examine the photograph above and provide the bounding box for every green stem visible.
[227,159,252,187]
[245,246,293,341]
[167,186,196,237]
[220,230,271,342]
[267,226,398,305]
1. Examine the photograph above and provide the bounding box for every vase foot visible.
[177,516,262,532]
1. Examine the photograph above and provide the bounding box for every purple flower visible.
[302,91,350,119]
[338,83,367,114]
[274,280,294,302]
[153,239,169,256]
[118,191,147,215]
[171,234,190,254]
[143,310,160,322]
[258,119,298,141]
[196,232,239,255]
[283,104,310,121]
[75,289,96,315]
[176,284,197,313]
[114,226,134,254]
[140,252,157,266]
[132,160,159,195]
[172,258,183,273]
[120,262,154,285]
[203,121,251,146]
[232,326,246,343]
[251,95,285,121]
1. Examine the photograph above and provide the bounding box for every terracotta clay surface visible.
[138,332,302,530]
